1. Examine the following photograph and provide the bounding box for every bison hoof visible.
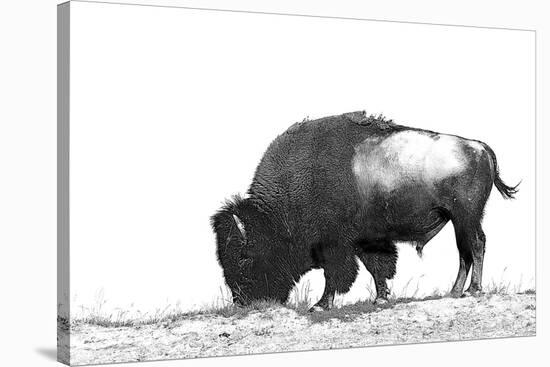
[463,289,483,298]
[450,290,463,298]
[308,305,327,313]
[373,298,389,306]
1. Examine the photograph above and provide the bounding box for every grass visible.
[304,276,536,324]
[71,286,284,328]
[288,280,314,314]
[482,269,536,295]
[73,299,284,328]
[71,277,535,328]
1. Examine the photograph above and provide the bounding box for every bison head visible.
[211,196,294,305]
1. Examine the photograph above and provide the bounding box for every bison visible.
[211,111,518,311]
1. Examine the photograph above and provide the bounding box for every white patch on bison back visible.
[352,131,467,194]
[466,140,484,152]
[423,135,466,179]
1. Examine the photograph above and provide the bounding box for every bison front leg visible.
[310,244,359,312]
[310,282,335,312]
[358,241,398,304]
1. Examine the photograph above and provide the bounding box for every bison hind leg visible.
[463,225,486,297]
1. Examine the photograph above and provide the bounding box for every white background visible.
[0,0,548,367]
[69,1,534,315]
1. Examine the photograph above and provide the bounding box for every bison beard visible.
[211,111,518,311]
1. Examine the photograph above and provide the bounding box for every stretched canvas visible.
[57,1,536,365]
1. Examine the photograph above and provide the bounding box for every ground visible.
[69,293,535,366]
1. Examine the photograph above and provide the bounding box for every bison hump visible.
[343,110,395,130]
[343,110,368,124]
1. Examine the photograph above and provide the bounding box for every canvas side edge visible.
[57,2,71,365]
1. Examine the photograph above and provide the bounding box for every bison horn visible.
[232,214,246,239]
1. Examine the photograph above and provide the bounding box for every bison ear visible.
[232,214,246,239]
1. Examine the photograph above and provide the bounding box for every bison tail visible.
[494,174,520,199]
[482,143,520,199]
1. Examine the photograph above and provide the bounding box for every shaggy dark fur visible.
[211,111,518,310]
